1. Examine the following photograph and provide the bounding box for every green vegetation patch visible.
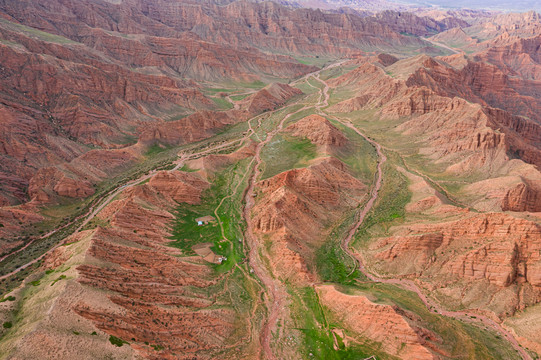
[169,160,251,273]
[0,18,77,44]
[353,153,411,248]
[2,321,12,329]
[51,275,66,286]
[0,296,15,302]
[109,335,129,347]
[260,134,317,180]
[316,238,360,286]
[229,94,250,101]
[211,96,233,110]
[145,143,172,157]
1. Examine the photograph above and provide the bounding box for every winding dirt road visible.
[312,74,532,360]
[0,124,260,281]
[241,61,353,359]
[242,104,311,360]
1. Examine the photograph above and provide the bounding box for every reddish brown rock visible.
[286,114,347,147]
[252,157,366,283]
[66,169,238,358]
[371,213,541,312]
[148,171,209,204]
[141,84,302,146]
[239,83,302,114]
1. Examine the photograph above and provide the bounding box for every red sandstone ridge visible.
[286,114,348,148]
[0,0,429,59]
[317,285,437,359]
[28,167,94,204]
[405,52,541,124]
[477,34,541,81]
[252,157,366,283]
[372,10,468,37]
[329,54,541,213]
[370,211,541,315]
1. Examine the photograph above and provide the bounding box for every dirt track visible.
[312,74,532,360]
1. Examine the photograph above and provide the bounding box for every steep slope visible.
[327,51,541,349]
[252,156,366,283]
[285,114,348,148]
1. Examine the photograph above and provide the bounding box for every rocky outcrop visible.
[0,0,428,59]
[141,84,302,146]
[239,83,302,114]
[377,53,399,66]
[372,10,468,37]
[252,157,366,282]
[371,213,541,312]
[148,171,209,204]
[502,180,541,212]
[28,167,95,203]
[406,57,541,124]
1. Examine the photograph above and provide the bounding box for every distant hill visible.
[394,0,540,11]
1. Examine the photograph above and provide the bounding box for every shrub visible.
[109,335,128,347]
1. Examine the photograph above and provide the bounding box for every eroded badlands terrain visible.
[1,1,541,359]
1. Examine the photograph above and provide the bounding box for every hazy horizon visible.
[395,0,540,11]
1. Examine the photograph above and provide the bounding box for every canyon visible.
[0,1,540,359]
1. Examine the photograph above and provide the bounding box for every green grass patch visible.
[179,164,198,172]
[50,275,66,286]
[203,87,233,94]
[260,134,317,180]
[230,94,250,101]
[316,239,360,285]
[294,55,332,68]
[145,143,172,157]
[2,322,12,329]
[0,296,15,303]
[0,18,77,44]
[290,287,383,359]
[169,160,251,273]
[211,97,233,110]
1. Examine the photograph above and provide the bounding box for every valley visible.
[1,1,541,359]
